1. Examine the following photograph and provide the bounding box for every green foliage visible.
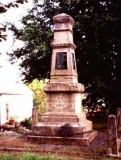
[8,0,121,114]
[19,152,63,160]
[0,152,116,160]
[0,154,15,160]
[0,152,72,160]
[19,152,43,160]
[20,118,32,129]
[0,0,27,42]
[93,122,107,131]
[27,79,48,115]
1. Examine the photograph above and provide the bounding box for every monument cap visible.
[53,13,75,25]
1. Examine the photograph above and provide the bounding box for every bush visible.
[20,118,32,129]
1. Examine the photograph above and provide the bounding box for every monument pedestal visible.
[30,82,97,146]
[28,13,97,146]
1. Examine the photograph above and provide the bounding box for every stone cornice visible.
[44,83,84,92]
[53,13,75,25]
[51,43,77,49]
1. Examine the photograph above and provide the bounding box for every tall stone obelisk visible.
[42,13,85,123]
[32,13,97,146]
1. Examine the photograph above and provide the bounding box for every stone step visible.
[27,131,97,147]
[41,112,86,123]
[32,120,93,137]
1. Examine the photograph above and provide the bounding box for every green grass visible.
[87,113,108,131]
[0,152,119,160]
[0,154,15,160]
[93,121,108,131]
[0,152,72,160]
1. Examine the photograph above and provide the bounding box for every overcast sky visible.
[0,0,33,83]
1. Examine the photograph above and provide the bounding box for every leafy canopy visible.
[0,0,28,42]
[8,0,121,114]
[27,79,48,115]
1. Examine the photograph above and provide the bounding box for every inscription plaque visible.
[55,52,67,69]
[46,94,75,112]
[72,53,76,69]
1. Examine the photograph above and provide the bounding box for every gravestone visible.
[28,13,97,146]
[31,107,38,129]
[117,108,121,132]
[107,114,120,156]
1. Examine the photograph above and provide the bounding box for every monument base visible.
[28,117,97,146]
[32,120,93,136]
[27,131,97,147]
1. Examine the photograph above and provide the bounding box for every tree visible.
[8,0,121,114]
[0,0,28,42]
[27,79,48,116]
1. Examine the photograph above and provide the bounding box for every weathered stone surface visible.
[117,108,121,132]
[33,121,92,137]
[27,130,97,147]
[53,13,74,31]
[31,107,38,129]
[107,114,119,156]
[50,13,78,83]
[41,112,86,122]
[45,93,82,112]
[44,83,84,92]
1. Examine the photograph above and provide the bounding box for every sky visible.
[0,0,33,83]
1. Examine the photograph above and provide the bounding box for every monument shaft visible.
[43,13,84,120]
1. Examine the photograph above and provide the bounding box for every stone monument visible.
[107,114,120,157]
[28,13,97,146]
[117,108,121,132]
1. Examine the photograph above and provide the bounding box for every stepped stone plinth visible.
[27,13,97,146]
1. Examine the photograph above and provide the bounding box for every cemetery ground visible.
[0,114,120,160]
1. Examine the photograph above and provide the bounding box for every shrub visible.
[20,118,32,129]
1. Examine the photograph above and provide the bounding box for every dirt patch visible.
[89,131,107,147]
[0,131,117,160]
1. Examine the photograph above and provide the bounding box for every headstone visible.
[29,13,97,146]
[117,108,121,132]
[31,107,38,129]
[107,114,119,156]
